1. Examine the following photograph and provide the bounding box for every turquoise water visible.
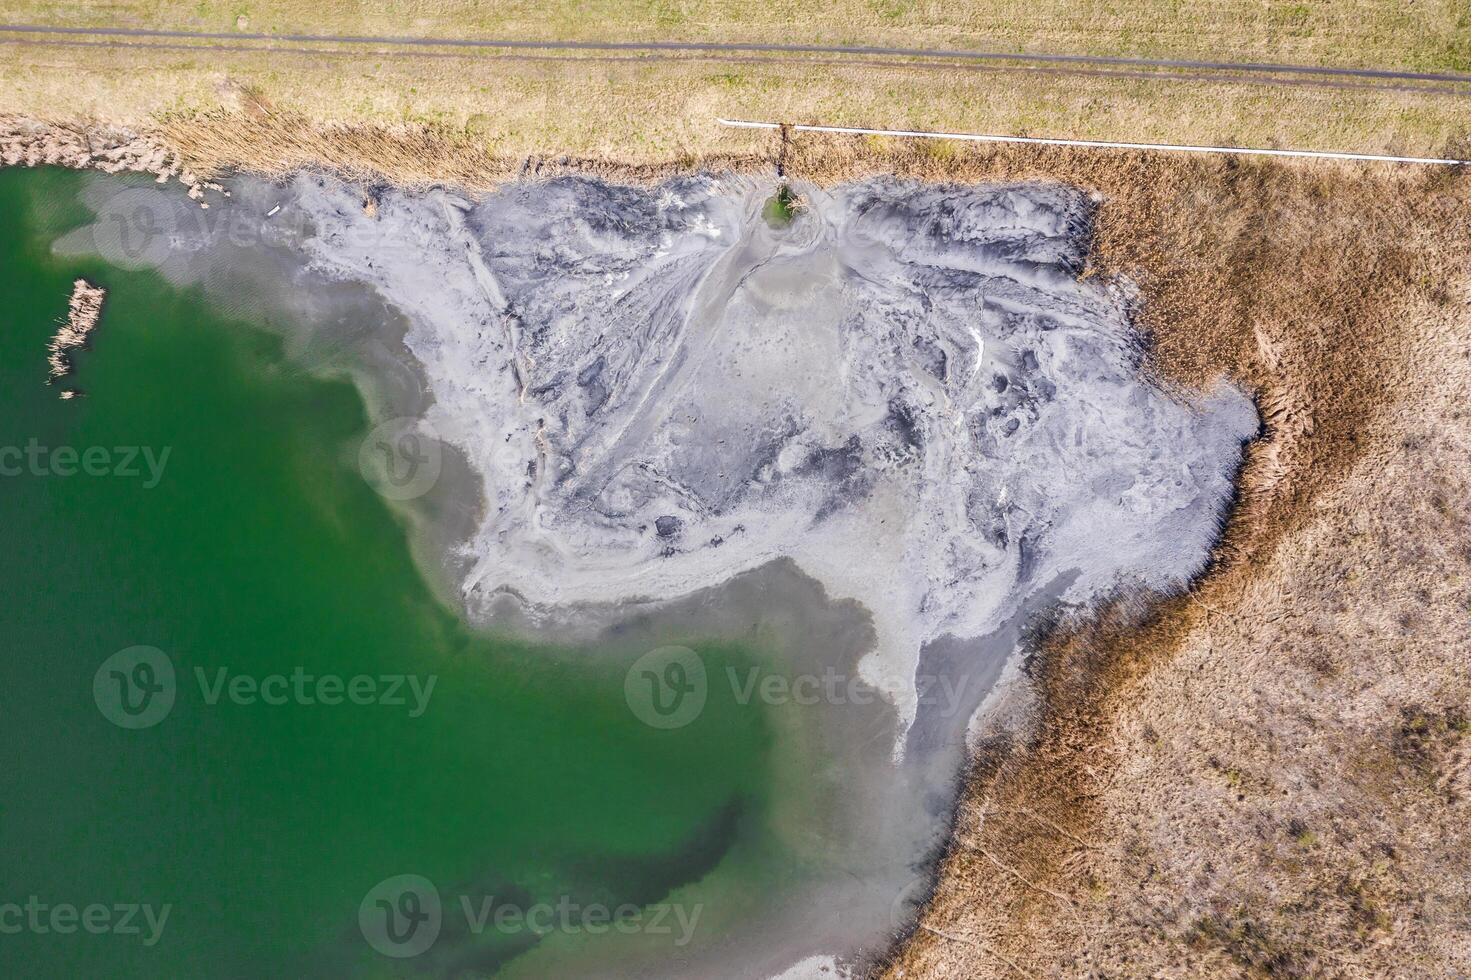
[0,168,793,977]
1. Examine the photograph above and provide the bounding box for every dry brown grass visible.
[790,141,1471,978]
[1,34,1469,181]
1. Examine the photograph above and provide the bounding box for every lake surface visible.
[0,168,816,978]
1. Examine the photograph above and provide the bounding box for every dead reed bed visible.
[796,139,1471,978]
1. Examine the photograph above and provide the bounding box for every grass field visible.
[2,39,1469,186]
[1,2,1468,180]
[1,0,1468,70]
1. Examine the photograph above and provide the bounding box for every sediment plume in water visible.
[63,171,1256,978]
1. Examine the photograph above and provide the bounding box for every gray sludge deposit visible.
[286,173,1256,728]
[70,170,1256,978]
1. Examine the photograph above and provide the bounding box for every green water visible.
[0,169,785,977]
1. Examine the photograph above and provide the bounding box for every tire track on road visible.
[3,22,1469,90]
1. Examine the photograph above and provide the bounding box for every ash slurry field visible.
[278,174,1254,723]
[68,171,1256,978]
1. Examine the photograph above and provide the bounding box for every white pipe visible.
[717,118,1471,166]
